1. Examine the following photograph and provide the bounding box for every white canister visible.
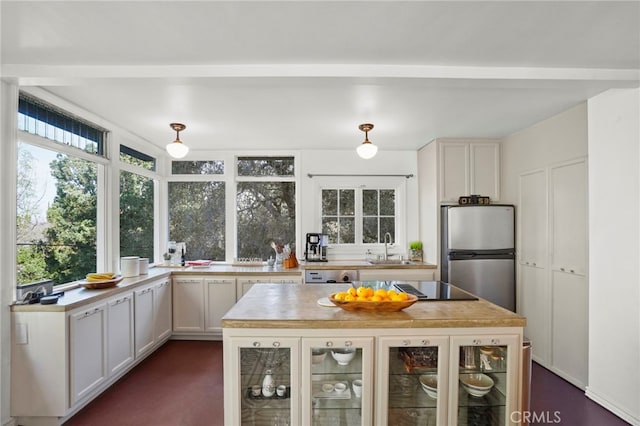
[121,256,140,277]
[139,258,149,275]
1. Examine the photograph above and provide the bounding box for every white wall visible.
[501,103,588,204]
[586,88,640,425]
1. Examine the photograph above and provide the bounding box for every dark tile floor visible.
[63,340,630,425]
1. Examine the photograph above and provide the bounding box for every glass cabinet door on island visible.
[378,336,449,426]
[450,335,521,426]
[302,337,374,426]
[226,337,300,426]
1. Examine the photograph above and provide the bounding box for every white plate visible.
[317,297,338,307]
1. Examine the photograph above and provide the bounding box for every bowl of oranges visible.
[329,286,418,312]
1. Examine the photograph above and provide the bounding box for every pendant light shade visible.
[356,123,378,159]
[166,123,189,159]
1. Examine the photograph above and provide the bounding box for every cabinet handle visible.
[532,263,536,267]
[421,339,430,346]
[560,267,565,272]
[402,339,410,346]
[525,262,529,265]
[344,341,353,347]
[325,341,333,348]
[252,342,261,347]
[570,269,575,273]
[490,338,500,345]
[272,341,281,348]
[472,339,481,345]
[83,307,102,318]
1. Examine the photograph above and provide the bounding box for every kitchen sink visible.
[366,259,412,265]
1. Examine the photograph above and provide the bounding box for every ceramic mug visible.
[276,385,286,397]
[352,379,363,398]
[251,385,261,397]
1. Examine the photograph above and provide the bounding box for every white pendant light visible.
[356,123,378,159]
[166,123,189,159]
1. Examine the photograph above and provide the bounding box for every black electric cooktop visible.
[393,281,478,301]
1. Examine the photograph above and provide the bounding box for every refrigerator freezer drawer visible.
[447,258,515,311]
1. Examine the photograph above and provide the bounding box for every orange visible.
[347,287,357,297]
[334,292,347,301]
[356,286,368,297]
[365,287,374,298]
[374,289,388,299]
[396,292,409,301]
[344,294,356,302]
[371,295,383,302]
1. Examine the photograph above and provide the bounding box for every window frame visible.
[314,176,407,258]
[166,152,301,263]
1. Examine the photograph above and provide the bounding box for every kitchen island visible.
[222,283,526,426]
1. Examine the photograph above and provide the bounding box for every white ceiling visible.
[2,1,639,153]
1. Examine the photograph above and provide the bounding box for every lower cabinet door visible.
[154,279,173,342]
[377,336,449,426]
[302,336,374,426]
[205,278,236,333]
[134,285,155,357]
[450,335,520,426]
[69,304,107,406]
[107,293,134,376]
[224,337,300,426]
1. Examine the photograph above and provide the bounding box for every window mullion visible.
[355,189,363,245]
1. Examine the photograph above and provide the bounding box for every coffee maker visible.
[305,233,328,262]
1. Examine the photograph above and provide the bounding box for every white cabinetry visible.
[173,275,240,337]
[517,157,588,388]
[205,278,237,333]
[236,275,302,299]
[549,159,588,387]
[106,292,134,376]
[418,139,501,267]
[135,278,173,357]
[154,279,172,341]
[439,139,501,203]
[11,273,173,424]
[172,277,206,333]
[225,328,522,426]
[517,169,550,363]
[134,284,155,357]
[69,303,107,406]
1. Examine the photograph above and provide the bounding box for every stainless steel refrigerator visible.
[440,204,515,311]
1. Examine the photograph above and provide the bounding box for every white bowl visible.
[419,374,438,399]
[331,348,356,365]
[459,373,494,397]
[334,382,347,393]
[311,349,327,365]
[322,383,335,393]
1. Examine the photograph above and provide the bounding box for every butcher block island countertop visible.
[221,283,525,329]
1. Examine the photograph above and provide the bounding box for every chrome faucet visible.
[383,232,392,260]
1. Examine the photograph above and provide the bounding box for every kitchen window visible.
[119,145,156,260]
[236,156,296,260]
[16,138,102,286]
[16,92,110,287]
[321,186,397,246]
[168,181,226,261]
